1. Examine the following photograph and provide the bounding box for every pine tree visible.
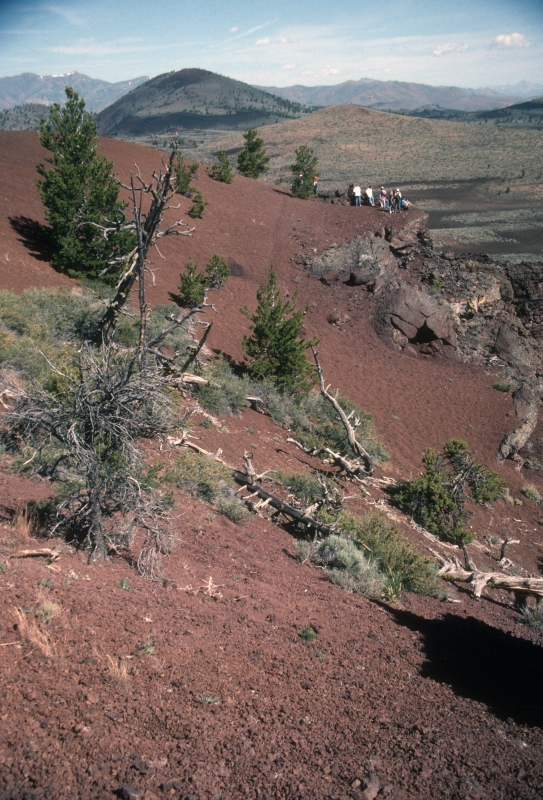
[174,156,198,195]
[291,145,318,199]
[187,190,208,219]
[209,151,234,183]
[36,86,133,280]
[237,128,270,178]
[242,267,317,393]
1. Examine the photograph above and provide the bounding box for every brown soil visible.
[0,131,542,800]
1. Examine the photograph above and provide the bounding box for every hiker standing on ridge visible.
[353,183,362,206]
[365,185,374,206]
[394,188,402,212]
[313,175,319,194]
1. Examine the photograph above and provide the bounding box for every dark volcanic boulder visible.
[374,283,457,354]
[307,236,396,281]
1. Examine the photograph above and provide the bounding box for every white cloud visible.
[256,37,270,46]
[433,43,468,57]
[229,26,238,33]
[283,63,295,69]
[494,32,530,48]
[278,36,288,44]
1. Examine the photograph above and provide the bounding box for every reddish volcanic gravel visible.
[0,131,542,799]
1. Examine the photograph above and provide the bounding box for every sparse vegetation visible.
[117,578,132,591]
[392,439,504,545]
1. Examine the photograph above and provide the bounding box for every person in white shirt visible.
[365,185,374,206]
[353,184,362,206]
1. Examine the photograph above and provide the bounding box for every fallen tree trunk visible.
[431,549,543,599]
[10,549,61,562]
[170,436,336,538]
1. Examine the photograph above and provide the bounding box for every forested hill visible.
[95,68,313,136]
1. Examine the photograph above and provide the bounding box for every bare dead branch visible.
[311,347,374,475]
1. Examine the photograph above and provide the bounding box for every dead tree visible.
[98,146,194,347]
[431,547,543,601]
[287,348,374,481]
[5,345,175,563]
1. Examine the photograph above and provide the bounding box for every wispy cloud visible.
[230,20,275,41]
[283,63,295,70]
[229,26,238,33]
[43,5,85,27]
[494,32,530,48]
[433,42,468,57]
[256,37,270,46]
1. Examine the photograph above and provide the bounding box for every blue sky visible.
[0,0,541,88]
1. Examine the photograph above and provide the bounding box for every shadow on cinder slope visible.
[9,216,53,263]
[389,607,543,728]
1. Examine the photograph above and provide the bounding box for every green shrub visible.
[314,510,443,598]
[392,439,504,546]
[273,470,328,507]
[237,128,269,178]
[293,393,389,464]
[312,535,384,598]
[520,604,543,631]
[164,451,232,501]
[299,625,318,641]
[493,381,513,392]
[214,494,249,524]
[523,486,541,502]
[193,359,250,416]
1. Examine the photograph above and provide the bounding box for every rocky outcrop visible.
[308,236,396,283]
[373,283,458,357]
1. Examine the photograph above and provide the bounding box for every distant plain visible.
[187,104,543,261]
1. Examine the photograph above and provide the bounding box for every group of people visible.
[351,184,412,212]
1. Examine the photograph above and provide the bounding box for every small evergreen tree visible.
[392,438,505,545]
[36,86,134,280]
[187,190,208,219]
[173,258,208,308]
[209,151,234,183]
[237,128,270,178]
[241,267,317,393]
[174,156,198,196]
[172,254,230,308]
[205,253,230,288]
[291,145,318,198]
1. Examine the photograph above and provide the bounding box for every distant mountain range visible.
[405,96,543,128]
[0,72,149,112]
[481,81,543,99]
[95,69,311,136]
[255,78,533,112]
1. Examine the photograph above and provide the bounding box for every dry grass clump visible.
[104,654,131,690]
[35,599,61,623]
[13,606,57,659]
[10,506,37,536]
